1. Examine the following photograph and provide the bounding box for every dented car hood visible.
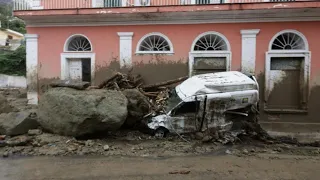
[176,71,258,101]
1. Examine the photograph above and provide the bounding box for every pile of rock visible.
[36,73,187,137]
[0,91,39,137]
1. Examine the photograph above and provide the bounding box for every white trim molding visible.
[135,32,174,55]
[118,32,134,68]
[241,29,260,75]
[25,34,39,105]
[265,30,311,112]
[189,31,231,76]
[188,51,232,77]
[63,34,93,52]
[60,53,96,83]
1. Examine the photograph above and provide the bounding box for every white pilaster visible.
[118,32,134,68]
[93,0,104,7]
[122,0,127,7]
[25,34,39,105]
[240,29,260,75]
[31,0,44,9]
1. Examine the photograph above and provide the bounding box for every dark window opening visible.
[82,58,91,83]
[5,35,13,46]
[173,101,200,116]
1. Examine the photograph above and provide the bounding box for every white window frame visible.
[265,30,311,113]
[63,34,93,53]
[60,53,96,83]
[135,32,174,55]
[189,31,231,77]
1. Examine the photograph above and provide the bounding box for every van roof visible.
[176,71,257,100]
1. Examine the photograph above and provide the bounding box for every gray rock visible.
[242,149,249,155]
[202,135,213,143]
[6,135,31,146]
[0,111,39,136]
[28,129,42,136]
[122,89,150,127]
[225,149,232,155]
[85,140,94,147]
[195,132,204,140]
[0,94,12,113]
[2,151,9,158]
[38,88,128,137]
[103,145,110,151]
[35,133,63,146]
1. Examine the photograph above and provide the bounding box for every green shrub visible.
[0,46,26,76]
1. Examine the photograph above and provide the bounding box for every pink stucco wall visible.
[26,21,320,128]
[27,21,320,83]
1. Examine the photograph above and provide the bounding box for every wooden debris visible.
[169,170,191,175]
[96,72,187,113]
[142,76,188,90]
[97,73,122,89]
[50,80,90,90]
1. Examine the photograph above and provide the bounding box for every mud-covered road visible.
[1,153,320,180]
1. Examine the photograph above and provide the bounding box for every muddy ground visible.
[1,130,320,158]
[1,152,320,180]
[1,89,320,179]
[0,88,319,158]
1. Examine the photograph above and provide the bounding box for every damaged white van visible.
[147,71,260,138]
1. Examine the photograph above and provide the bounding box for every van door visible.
[169,101,200,133]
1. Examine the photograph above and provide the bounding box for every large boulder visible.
[0,111,39,136]
[38,88,128,137]
[122,89,150,127]
[0,94,12,113]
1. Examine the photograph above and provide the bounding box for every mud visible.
[0,130,319,158]
[1,153,320,180]
[132,58,188,85]
[94,60,121,86]
[38,77,59,95]
[26,68,37,92]
[257,72,320,125]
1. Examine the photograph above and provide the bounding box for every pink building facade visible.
[14,0,320,137]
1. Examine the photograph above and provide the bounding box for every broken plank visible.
[142,76,188,90]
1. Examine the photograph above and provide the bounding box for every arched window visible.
[269,30,308,51]
[189,32,231,76]
[271,32,306,50]
[64,34,92,52]
[193,33,229,51]
[136,33,174,54]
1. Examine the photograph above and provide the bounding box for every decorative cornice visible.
[23,7,320,27]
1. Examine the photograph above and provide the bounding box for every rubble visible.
[2,72,318,159]
[94,72,187,114]
[28,129,42,136]
[103,145,110,151]
[0,94,12,113]
[0,111,39,136]
[122,89,150,127]
[38,88,128,137]
[6,135,31,146]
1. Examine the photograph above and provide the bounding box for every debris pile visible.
[93,72,188,113]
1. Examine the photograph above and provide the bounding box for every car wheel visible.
[155,127,168,138]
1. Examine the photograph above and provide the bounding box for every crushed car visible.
[146,71,260,138]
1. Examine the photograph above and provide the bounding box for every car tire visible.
[155,127,168,138]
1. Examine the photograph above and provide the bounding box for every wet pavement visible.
[1,154,320,180]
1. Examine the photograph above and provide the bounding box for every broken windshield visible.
[165,89,182,112]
